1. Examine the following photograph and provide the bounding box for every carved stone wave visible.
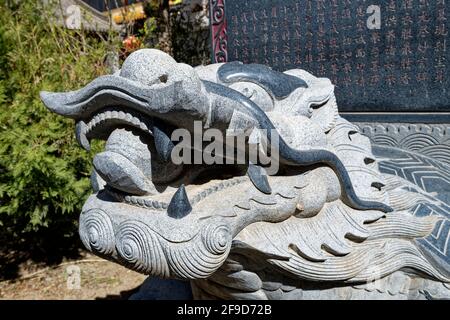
[79,208,115,257]
[80,207,232,279]
[358,123,450,165]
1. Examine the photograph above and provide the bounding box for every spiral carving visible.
[211,0,225,23]
[79,209,115,256]
[162,223,232,279]
[114,220,232,279]
[203,224,231,255]
[210,0,228,63]
[115,220,169,277]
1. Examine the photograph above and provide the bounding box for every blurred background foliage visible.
[0,0,210,279]
[0,1,109,267]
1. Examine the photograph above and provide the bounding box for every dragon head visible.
[41,49,448,296]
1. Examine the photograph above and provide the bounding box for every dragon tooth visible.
[131,116,140,126]
[153,121,175,161]
[247,162,272,194]
[139,123,147,131]
[167,184,192,219]
[75,121,91,151]
[86,121,93,131]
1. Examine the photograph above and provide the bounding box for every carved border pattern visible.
[209,0,228,63]
[356,123,450,166]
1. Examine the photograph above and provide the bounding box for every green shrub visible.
[0,2,112,254]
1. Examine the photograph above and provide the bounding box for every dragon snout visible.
[79,205,232,279]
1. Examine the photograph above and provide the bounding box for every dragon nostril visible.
[348,130,358,141]
[159,74,168,83]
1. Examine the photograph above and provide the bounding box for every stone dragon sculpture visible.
[41,49,450,299]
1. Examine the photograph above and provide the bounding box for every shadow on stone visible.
[128,277,193,300]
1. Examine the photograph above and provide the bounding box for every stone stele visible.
[41,49,450,299]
